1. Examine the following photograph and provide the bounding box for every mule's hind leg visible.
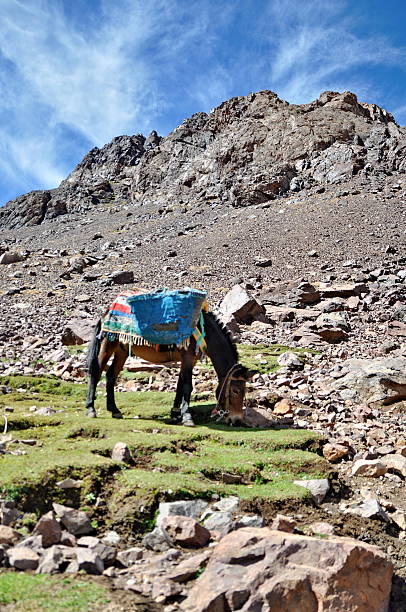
[106,345,128,419]
[86,338,117,418]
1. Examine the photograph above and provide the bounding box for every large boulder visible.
[61,316,96,345]
[219,285,267,325]
[331,357,406,405]
[181,527,392,611]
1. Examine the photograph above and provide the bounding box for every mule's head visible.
[216,365,257,426]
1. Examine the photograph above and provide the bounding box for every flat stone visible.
[351,459,387,477]
[7,546,39,570]
[117,547,144,567]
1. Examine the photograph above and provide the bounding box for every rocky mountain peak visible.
[0,89,404,229]
[61,133,146,188]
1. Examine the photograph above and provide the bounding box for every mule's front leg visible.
[106,347,127,419]
[86,367,99,418]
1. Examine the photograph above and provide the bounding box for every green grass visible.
[238,344,311,374]
[0,573,110,611]
[0,374,326,525]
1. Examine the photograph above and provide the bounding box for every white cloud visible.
[265,0,406,104]
[0,0,405,203]
[0,0,232,201]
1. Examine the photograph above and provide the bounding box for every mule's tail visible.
[86,319,102,374]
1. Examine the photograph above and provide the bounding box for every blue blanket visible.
[127,288,207,346]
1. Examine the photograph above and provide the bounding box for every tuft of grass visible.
[238,344,312,374]
[0,573,110,611]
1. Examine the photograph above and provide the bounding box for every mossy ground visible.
[0,371,327,529]
[0,573,110,612]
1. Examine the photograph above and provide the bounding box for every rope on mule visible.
[210,363,240,422]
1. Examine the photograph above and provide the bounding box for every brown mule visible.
[85,310,255,426]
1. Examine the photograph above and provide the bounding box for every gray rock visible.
[212,496,240,513]
[117,547,144,567]
[109,270,134,285]
[331,357,406,405]
[111,442,132,463]
[293,479,330,504]
[277,351,304,370]
[76,547,104,574]
[0,252,26,264]
[36,545,76,574]
[203,511,234,536]
[156,499,209,528]
[347,498,389,522]
[351,459,387,477]
[52,503,93,536]
[61,316,95,345]
[234,514,265,529]
[16,535,44,554]
[101,530,121,546]
[219,285,267,325]
[7,546,39,570]
[142,527,172,552]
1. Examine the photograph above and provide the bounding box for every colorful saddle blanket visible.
[101,288,208,351]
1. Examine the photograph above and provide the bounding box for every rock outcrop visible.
[1,90,405,229]
[182,527,393,612]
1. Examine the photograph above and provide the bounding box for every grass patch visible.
[0,573,110,611]
[238,344,311,374]
[0,375,326,528]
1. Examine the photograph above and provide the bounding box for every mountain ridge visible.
[1,89,405,230]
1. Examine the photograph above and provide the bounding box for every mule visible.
[85,309,255,426]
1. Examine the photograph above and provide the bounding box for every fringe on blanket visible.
[102,330,192,350]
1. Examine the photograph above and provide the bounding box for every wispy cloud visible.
[265,0,406,104]
[0,0,405,204]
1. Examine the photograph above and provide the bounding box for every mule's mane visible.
[204,310,239,361]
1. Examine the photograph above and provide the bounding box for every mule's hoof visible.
[170,411,182,424]
[87,409,97,418]
[112,411,123,419]
[182,418,195,427]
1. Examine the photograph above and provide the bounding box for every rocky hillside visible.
[0,89,406,609]
[0,90,405,229]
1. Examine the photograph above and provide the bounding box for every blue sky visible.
[0,0,405,206]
